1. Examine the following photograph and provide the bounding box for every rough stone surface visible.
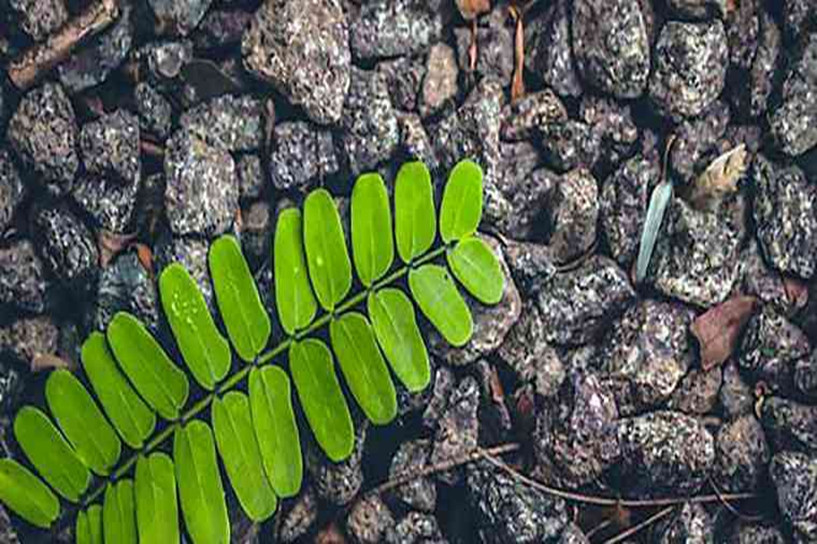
[525,0,582,97]
[546,168,598,264]
[655,502,714,544]
[80,110,141,185]
[502,240,558,297]
[713,415,770,492]
[721,362,755,420]
[71,174,139,233]
[154,236,214,307]
[242,0,350,125]
[796,351,817,398]
[669,100,730,185]
[538,122,600,173]
[649,20,728,119]
[0,317,59,367]
[728,523,785,544]
[378,56,426,113]
[771,34,817,157]
[420,43,458,118]
[0,151,25,233]
[240,201,272,269]
[454,7,514,86]
[350,0,442,61]
[732,238,800,317]
[0,240,48,314]
[666,0,727,19]
[194,9,253,49]
[307,422,366,505]
[346,495,395,544]
[32,204,98,291]
[430,376,480,484]
[385,512,447,544]
[0,504,20,544]
[500,89,567,142]
[769,451,817,543]
[91,249,159,332]
[388,439,436,512]
[667,367,722,415]
[134,83,172,140]
[269,121,338,192]
[10,0,68,42]
[148,0,213,36]
[396,113,438,170]
[278,487,317,543]
[236,155,264,202]
[580,96,640,172]
[743,10,781,118]
[761,397,817,455]
[180,95,264,152]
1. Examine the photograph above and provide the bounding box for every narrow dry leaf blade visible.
[688,144,747,210]
[635,180,673,283]
[691,296,758,371]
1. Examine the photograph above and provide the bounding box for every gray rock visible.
[733,239,800,317]
[154,236,214,307]
[744,10,781,118]
[649,21,728,119]
[430,376,480,484]
[0,150,25,233]
[713,415,770,492]
[10,0,68,41]
[761,397,817,455]
[0,316,59,367]
[422,365,455,430]
[536,255,635,346]
[500,89,567,142]
[278,487,317,543]
[7,83,79,194]
[346,495,395,544]
[193,9,253,49]
[525,0,582,98]
[783,0,817,42]
[454,7,514,86]
[721,362,754,420]
[769,451,817,543]
[164,129,238,237]
[739,306,810,392]
[269,121,338,192]
[148,0,213,36]
[752,156,817,280]
[572,0,650,98]
[771,33,817,157]
[385,512,447,544]
[350,0,442,61]
[73,175,139,234]
[420,43,458,118]
[180,95,264,152]
[538,122,601,173]
[396,113,437,170]
[467,459,569,543]
[655,502,714,544]
[580,96,640,172]
[728,523,785,544]
[502,240,558,296]
[137,40,194,81]
[32,204,98,291]
[240,200,272,269]
[307,421,366,505]
[378,56,426,113]
[134,83,172,140]
[669,100,730,185]
[91,249,159,332]
[340,68,400,175]
[666,0,727,19]
[796,351,817,398]
[388,439,436,512]
[80,110,141,185]
[559,524,590,544]
[236,155,264,202]
[617,411,715,495]
[0,504,20,544]
[242,0,350,125]
[546,168,598,264]
[725,0,759,71]
[667,367,722,415]
[0,240,48,314]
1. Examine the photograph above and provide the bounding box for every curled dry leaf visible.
[97,230,137,268]
[783,277,809,310]
[686,144,748,212]
[691,295,757,371]
[456,0,491,20]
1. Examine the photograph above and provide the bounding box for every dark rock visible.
[728,523,785,544]
[771,34,817,157]
[796,351,817,398]
[598,300,696,414]
[0,316,59,366]
[269,121,339,192]
[534,374,620,487]
[422,365,455,430]
[666,0,727,19]
[769,451,817,543]
[350,0,442,61]
[538,122,601,173]
[467,459,569,543]
[761,397,817,455]
[600,155,660,268]
[9,0,68,42]
[57,5,134,93]
[32,204,98,291]
[91,249,159,332]
[378,56,426,113]
[571,0,650,98]
[154,236,214,307]
[419,43,458,118]
[134,83,172,140]
[715,414,770,494]
[739,306,810,392]
[346,495,395,544]
[0,504,20,544]
[647,196,745,308]
[545,168,598,264]
[430,375,480,484]
[0,240,48,314]
[240,200,271,268]
[7,83,79,194]
[617,411,715,495]
[783,0,817,42]
[236,155,264,202]
[580,96,639,172]
[147,0,213,36]
[725,0,759,71]
[655,502,714,544]
[525,0,582,98]
[559,524,590,544]
[340,68,400,175]
[242,0,350,125]
[388,439,436,512]
[454,7,514,86]
[164,129,238,237]
[667,367,722,415]
[669,100,730,185]
[180,95,264,152]
[396,113,437,170]
[194,9,252,49]
[0,150,25,233]
[79,110,141,185]
[0,359,24,416]
[649,21,729,119]
[536,255,635,346]
[500,89,567,142]
[752,156,817,280]
[721,362,755,420]
[307,421,366,505]
[136,40,194,82]
[385,512,447,544]
[278,487,318,543]
[502,240,558,296]
[733,239,800,317]
[743,10,781,118]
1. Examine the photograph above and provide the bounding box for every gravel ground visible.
[1,0,817,543]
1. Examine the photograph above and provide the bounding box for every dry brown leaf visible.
[97,230,137,268]
[783,277,809,310]
[691,295,757,371]
[456,0,491,20]
[135,243,155,279]
[31,353,74,372]
[510,5,526,102]
[687,144,748,211]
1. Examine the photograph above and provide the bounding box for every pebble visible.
[236,155,264,202]
[240,200,272,269]
[454,6,514,86]
[0,316,59,367]
[771,34,817,157]
[346,495,395,544]
[744,10,781,118]
[90,248,159,332]
[350,0,442,61]
[79,110,141,185]
[0,504,20,544]
[655,502,714,544]
[147,0,213,36]
[761,397,817,455]
[666,0,726,19]
[732,239,801,317]
[32,204,98,292]
[668,100,730,185]
[164,129,238,237]
[422,365,455,430]
[180,94,264,152]
[430,375,480,484]
[720,362,756,420]
[134,83,172,140]
[783,0,817,42]
[420,43,458,119]
[728,522,785,544]
[769,451,817,543]
[278,487,317,543]
[396,113,438,170]
[538,121,601,174]
[546,168,599,264]
[385,512,447,544]
[580,96,639,173]
[194,9,252,49]
[388,439,436,512]
[500,89,567,143]
[0,150,25,233]
[307,421,366,505]
[269,121,339,192]
[667,367,722,415]
[154,236,214,307]
[713,415,770,492]
[9,0,68,42]
[649,20,728,119]
[242,0,350,125]
[378,56,426,113]
[7,83,79,195]
[796,351,817,398]
[525,0,582,98]
[0,240,48,314]
[559,524,590,544]
[502,240,558,297]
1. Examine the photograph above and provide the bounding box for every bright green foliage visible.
[394,161,435,263]
[274,209,318,335]
[0,459,60,528]
[209,236,271,362]
[352,173,394,286]
[303,189,352,311]
[135,454,179,544]
[46,369,121,476]
[636,180,673,283]
[160,264,231,390]
[107,312,189,420]
[174,421,230,544]
[447,236,504,304]
[289,339,354,462]
[82,333,155,449]
[212,392,277,522]
[249,366,302,498]
[330,312,397,425]
[76,505,103,544]
[103,480,136,544]
[367,288,430,392]
[13,406,90,502]
[439,159,483,243]
[409,265,473,347]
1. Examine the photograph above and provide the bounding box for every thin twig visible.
[708,477,764,522]
[585,519,613,540]
[601,506,675,544]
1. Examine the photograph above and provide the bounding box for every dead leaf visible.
[509,5,525,102]
[97,230,137,268]
[783,277,809,310]
[691,295,757,371]
[31,354,74,372]
[456,0,491,20]
[135,243,155,279]
[687,144,748,211]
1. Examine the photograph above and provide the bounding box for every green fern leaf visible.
[135,454,179,543]
[409,264,473,347]
[274,208,318,335]
[439,159,483,243]
[103,480,137,544]
[303,189,352,311]
[394,161,436,263]
[447,236,504,304]
[76,505,102,544]
[352,172,394,286]
[0,459,60,529]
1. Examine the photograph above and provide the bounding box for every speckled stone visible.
[236,155,264,202]
[728,523,785,544]
[769,451,817,543]
[388,439,436,512]
[420,43,458,118]
[761,397,817,455]
[770,33,817,157]
[454,6,514,86]
[278,487,317,543]
[783,0,817,42]
[666,0,726,19]
[744,10,781,118]
[147,0,214,36]
[538,121,601,173]
[713,415,770,492]
[134,83,172,140]
[721,362,754,420]
[0,151,25,233]
[430,376,479,484]
[71,175,139,234]
[385,512,447,544]
[378,56,426,113]
[502,239,558,297]
[734,240,805,317]
[349,0,442,61]
[32,204,98,291]
[0,504,20,544]
[269,121,339,192]
[667,367,722,415]
[91,249,159,331]
[500,89,567,142]
[525,0,582,98]
[796,351,817,399]
[669,100,730,185]
[154,236,214,307]
[194,9,252,49]
[79,110,141,185]
[346,495,395,544]
[242,0,350,125]
[396,113,438,170]
[546,168,598,264]
[655,502,714,544]
[10,0,68,42]
[0,240,48,314]
[180,94,264,152]
[580,96,640,173]
[307,421,366,505]
[0,316,59,367]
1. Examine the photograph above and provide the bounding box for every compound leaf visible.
[82,332,155,449]
[446,236,504,305]
[160,263,231,390]
[76,505,102,544]
[13,406,90,502]
[249,366,302,498]
[274,208,318,335]
[409,264,473,347]
[45,369,121,476]
[0,459,60,528]
[303,189,352,311]
[394,161,436,263]
[439,160,483,243]
[209,235,271,362]
[103,479,137,544]
[212,392,277,522]
[289,339,354,461]
[107,312,189,421]
[135,453,179,544]
[352,173,394,287]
